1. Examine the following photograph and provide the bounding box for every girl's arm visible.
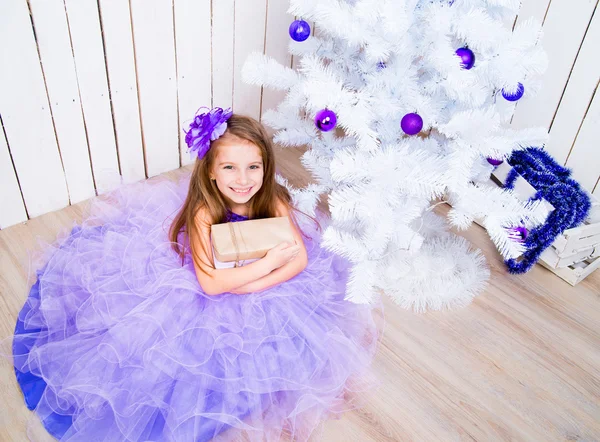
[230,201,308,295]
[191,208,301,296]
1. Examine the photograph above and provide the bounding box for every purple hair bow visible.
[184,107,233,160]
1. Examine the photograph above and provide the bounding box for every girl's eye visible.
[223,165,233,170]
[250,165,261,170]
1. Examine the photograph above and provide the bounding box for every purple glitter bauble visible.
[315,108,337,132]
[289,19,311,42]
[508,226,528,243]
[400,113,423,135]
[455,47,475,70]
[502,82,525,101]
[487,157,503,166]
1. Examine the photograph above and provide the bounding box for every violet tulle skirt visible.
[12,173,381,441]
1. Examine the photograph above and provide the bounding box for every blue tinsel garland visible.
[503,147,591,274]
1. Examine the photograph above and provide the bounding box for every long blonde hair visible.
[169,114,298,268]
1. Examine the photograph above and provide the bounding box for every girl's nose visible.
[236,170,249,185]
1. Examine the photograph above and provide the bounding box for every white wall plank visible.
[28,0,95,204]
[130,0,180,177]
[64,0,121,193]
[0,0,69,218]
[261,0,294,116]
[233,0,267,119]
[212,0,235,110]
[565,88,600,193]
[511,0,597,131]
[515,0,551,24]
[98,0,146,184]
[174,0,212,167]
[0,124,27,229]
[545,7,600,165]
[291,55,300,72]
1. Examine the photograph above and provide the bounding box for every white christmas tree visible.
[243,0,550,310]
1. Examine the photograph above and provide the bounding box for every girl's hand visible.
[265,242,300,271]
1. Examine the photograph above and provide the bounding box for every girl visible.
[171,109,307,296]
[11,108,380,441]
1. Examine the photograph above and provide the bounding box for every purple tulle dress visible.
[12,174,380,441]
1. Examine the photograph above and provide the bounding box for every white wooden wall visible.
[0,0,598,229]
[511,0,600,197]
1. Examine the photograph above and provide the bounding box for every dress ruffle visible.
[12,173,381,441]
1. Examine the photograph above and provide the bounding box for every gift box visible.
[211,216,295,267]
[537,195,600,285]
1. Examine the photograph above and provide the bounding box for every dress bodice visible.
[226,210,249,223]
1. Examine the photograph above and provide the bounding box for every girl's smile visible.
[230,186,253,195]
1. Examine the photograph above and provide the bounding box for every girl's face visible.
[210,137,264,211]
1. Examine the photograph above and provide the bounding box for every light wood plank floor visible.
[1,147,599,441]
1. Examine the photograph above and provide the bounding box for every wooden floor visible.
[1,147,599,441]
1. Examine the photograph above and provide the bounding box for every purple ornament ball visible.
[401,113,423,136]
[487,157,503,166]
[502,82,525,101]
[315,108,337,132]
[289,19,311,42]
[455,47,475,70]
[508,226,528,243]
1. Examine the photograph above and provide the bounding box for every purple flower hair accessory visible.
[184,107,233,160]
